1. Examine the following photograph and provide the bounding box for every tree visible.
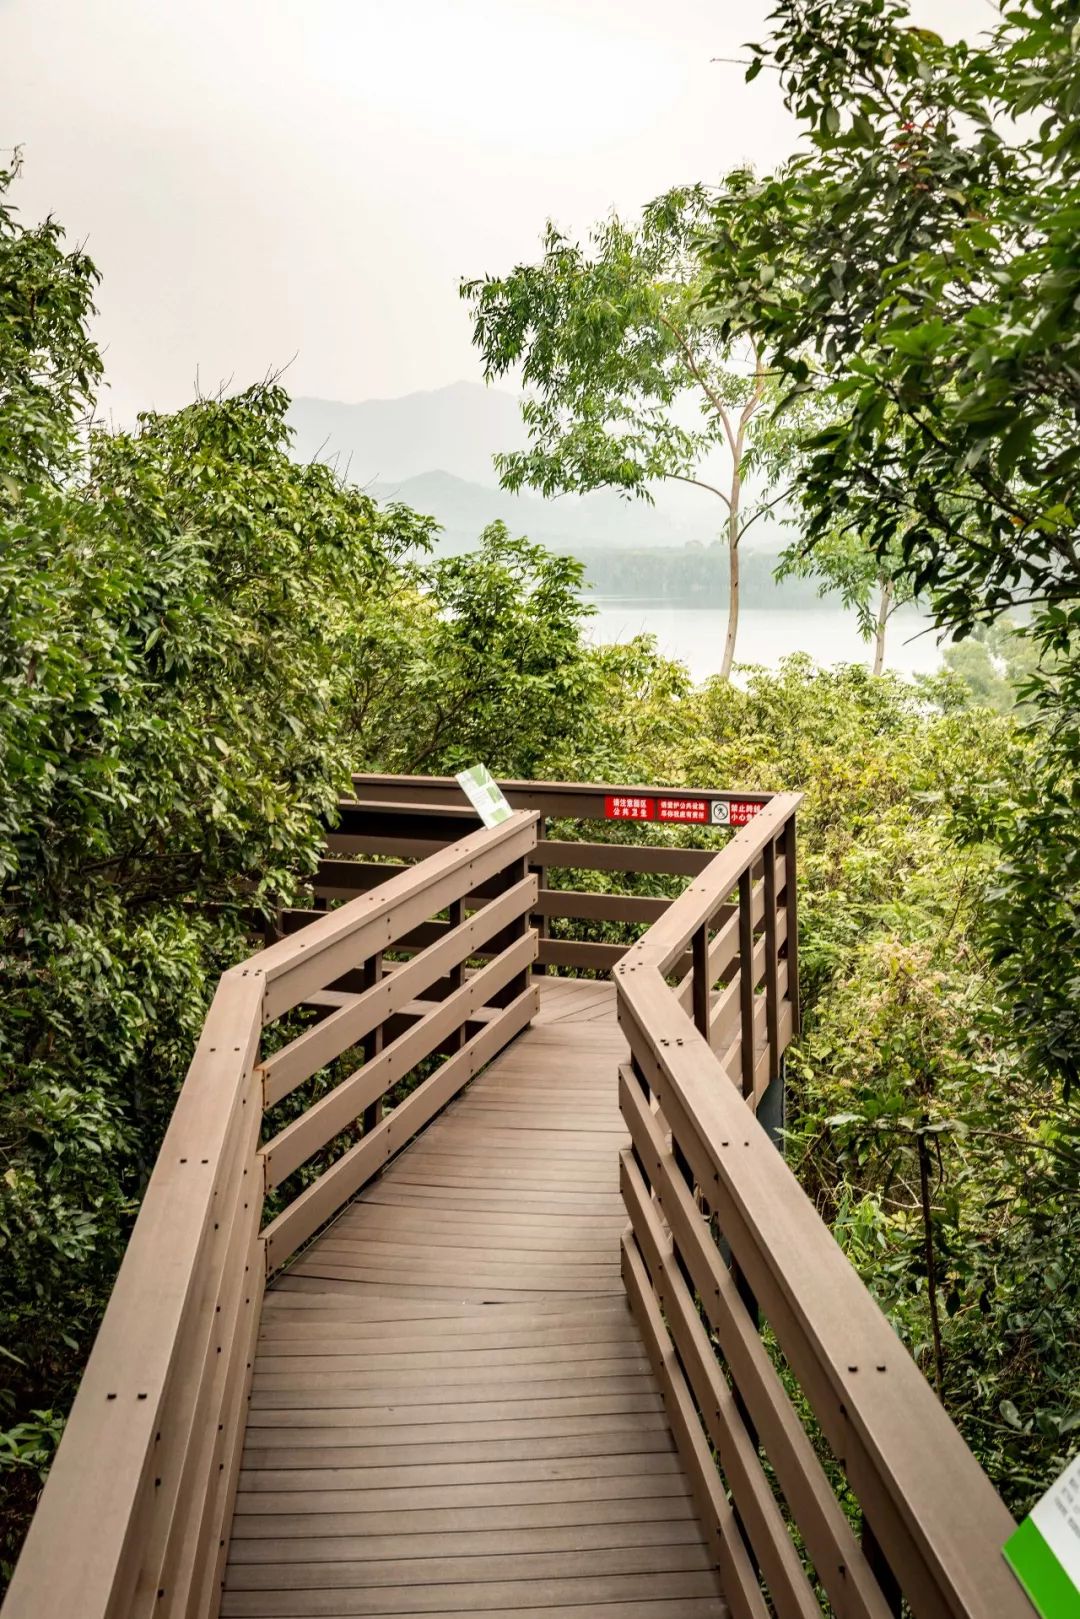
[0,151,101,502]
[941,620,1039,715]
[700,0,1080,1092]
[777,527,917,674]
[340,522,602,778]
[461,186,791,678]
[704,2,1079,635]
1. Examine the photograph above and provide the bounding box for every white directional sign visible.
[1004,1449,1080,1617]
[455,764,514,828]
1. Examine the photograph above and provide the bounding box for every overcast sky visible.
[3,0,994,422]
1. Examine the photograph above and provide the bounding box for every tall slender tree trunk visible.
[872,578,893,676]
[721,534,739,680]
[720,470,743,681]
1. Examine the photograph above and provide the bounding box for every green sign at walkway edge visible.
[1004,1451,1080,1618]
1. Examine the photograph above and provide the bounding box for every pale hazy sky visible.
[3,0,993,422]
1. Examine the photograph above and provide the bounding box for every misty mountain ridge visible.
[287,383,789,555]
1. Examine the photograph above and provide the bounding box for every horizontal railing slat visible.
[261,980,538,1269]
[138,1068,262,1614]
[620,1147,822,1619]
[154,1151,263,1617]
[262,931,537,1189]
[350,772,774,819]
[180,1235,264,1619]
[259,812,537,1020]
[618,1067,891,1619]
[2,970,263,1619]
[262,877,536,1106]
[322,833,720,879]
[537,938,635,972]
[533,888,670,924]
[537,839,717,878]
[618,961,1024,1619]
[619,1231,771,1619]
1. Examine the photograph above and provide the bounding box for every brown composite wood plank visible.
[225,1605,724,1619]
[253,1337,644,1366]
[222,976,726,1618]
[260,1289,633,1315]
[225,1542,717,1589]
[220,1569,726,1615]
[242,1430,675,1470]
[260,1288,634,1327]
[245,1393,665,1428]
[288,1239,618,1268]
[233,1473,695,1515]
[228,1515,702,1561]
[230,1495,700,1538]
[272,1276,601,1304]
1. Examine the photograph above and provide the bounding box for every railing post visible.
[448,897,467,1052]
[763,839,779,1083]
[361,951,384,1134]
[758,835,786,1151]
[532,814,549,975]
[862,1516,903,1617]
[691,921,710,1040]
[783,812,801,1035]
[629,1054,653,1192]
[738,870,755,1100]
[490,854,533,1008]
[735,872,764,1501]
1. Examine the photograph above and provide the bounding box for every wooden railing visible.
[616,792,1028,1619]
[299,772,776,977]
[3,811,540,1619]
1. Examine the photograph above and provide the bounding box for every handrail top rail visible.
[348,771,778,807]
[618,966,1021,1616]
[616,791,802,979]
[337,796,481,819]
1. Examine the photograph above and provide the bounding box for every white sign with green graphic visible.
[1004,1450,1080,1617]
[455,764,514,828]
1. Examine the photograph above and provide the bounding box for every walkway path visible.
[221,979,729,1618]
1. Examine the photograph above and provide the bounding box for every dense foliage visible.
[705,0,1080,1098]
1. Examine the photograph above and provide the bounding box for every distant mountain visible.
[287,381,525,487]
[287,383,789,554]
[368,469,726,554]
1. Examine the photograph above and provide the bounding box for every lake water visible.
[585,602,944,683]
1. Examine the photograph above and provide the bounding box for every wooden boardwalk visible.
[222,978,729,1618]
[7,790,1029,1619]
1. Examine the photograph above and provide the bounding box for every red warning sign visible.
[602,793,766,825]
[604,794,655,820]
[657,797,709,823]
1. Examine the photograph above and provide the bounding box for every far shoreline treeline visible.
[564,545,842,609]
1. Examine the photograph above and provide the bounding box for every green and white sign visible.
[455,764,514,828]
[1004,1450,1080,1617]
